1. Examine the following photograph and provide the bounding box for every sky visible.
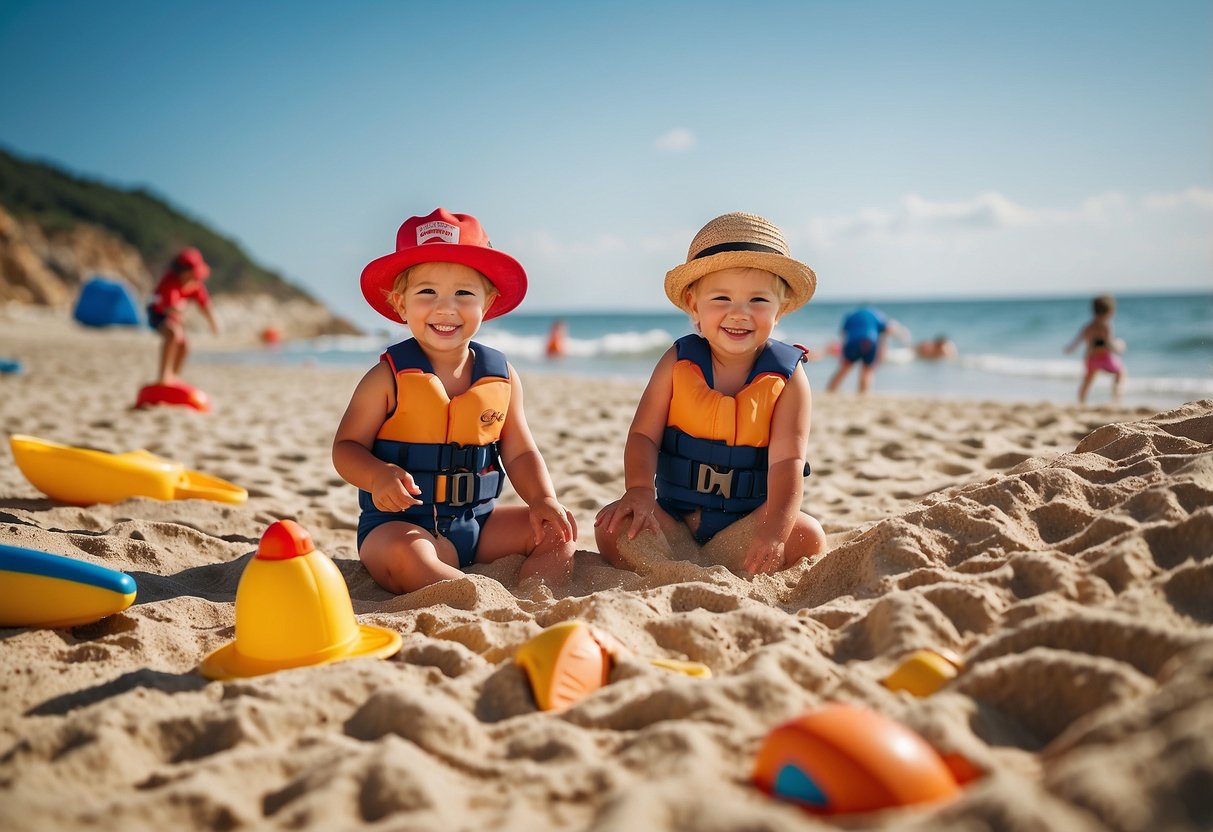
[1,0,1210,331]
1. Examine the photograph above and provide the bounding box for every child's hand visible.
[595,486,661,540]
[368,465,423,512]
[742,535,787,576]
[529,497,577,544]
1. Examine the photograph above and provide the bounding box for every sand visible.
[1,311,1211,832]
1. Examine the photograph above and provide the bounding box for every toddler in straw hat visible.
[333,209,577,593]
[595,212,827,575]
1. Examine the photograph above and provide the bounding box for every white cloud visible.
[654,128,696,152]
[1142,186,1213,212]
[803,189,1204,248]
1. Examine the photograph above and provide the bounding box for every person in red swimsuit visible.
[1065,294,1126,404]
[147,248,221,384]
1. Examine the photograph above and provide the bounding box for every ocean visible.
[208,293,1213,408]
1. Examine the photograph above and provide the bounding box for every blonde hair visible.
[386,264,498,316]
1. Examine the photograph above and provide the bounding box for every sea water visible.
[208,293,1212,408]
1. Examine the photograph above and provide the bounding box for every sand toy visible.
[515,620,712,711]
[0,543,137,628]
[135,380,211,412]
[753,703,960,814]
[199,520,403,680]
[10,434,247,507]
[882,648,965,697]
[0,357,21,375]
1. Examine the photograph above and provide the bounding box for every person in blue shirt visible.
[826,305,909,393]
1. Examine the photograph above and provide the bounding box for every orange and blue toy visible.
[0,543,137,628]
[198,520,403,680]
[753,703,961,814]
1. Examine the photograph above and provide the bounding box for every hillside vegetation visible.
[0,147,307,300]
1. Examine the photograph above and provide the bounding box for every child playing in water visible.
[1065,294,1126,404]
[333,208,577,593]
[594,212,827,576]
[147,247,220,384]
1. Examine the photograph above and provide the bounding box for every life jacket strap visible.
[661,427,767,470]
[408,469,504,507]
[657,455,767,500]
[373,439,499,473]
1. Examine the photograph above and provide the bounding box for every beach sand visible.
[1,312,1211,831]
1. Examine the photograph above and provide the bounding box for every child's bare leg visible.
[827,360,853,392]
[477,506,576,586]
[172,334,189,376]
[1077,370,1096,404]
[1112,371,1125,403]
[359,522,463,594]
[783,512,828,569]
[595,503,688,571]
[157,322,188,384]
[858,364,875,394]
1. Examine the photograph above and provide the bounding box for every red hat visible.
[360,208,527,323]
[174,247,210,279]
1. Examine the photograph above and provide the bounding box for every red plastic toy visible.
[135,381,211,412]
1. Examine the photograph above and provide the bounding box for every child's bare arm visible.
[1064,323,1090,353]
[743,368,811,574]
[497,369,576,543]
[597,348,676,538]
[200,303,221,337]
[332,363,422,511]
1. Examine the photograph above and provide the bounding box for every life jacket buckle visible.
[447,471,475,506]
[695,464,734,499]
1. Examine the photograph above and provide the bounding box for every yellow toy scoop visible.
[10,434,247,506]
[515,620,711,711]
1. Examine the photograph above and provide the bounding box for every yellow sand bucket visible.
[198,520,402,680]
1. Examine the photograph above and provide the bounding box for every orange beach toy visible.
[515,620,711,711]
[135,380,211,412]
[754,703,960,814]
[198,520,402,680]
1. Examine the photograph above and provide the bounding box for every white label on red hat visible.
[417,221,460,245]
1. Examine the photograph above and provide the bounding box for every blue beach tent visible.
[73,277,142,327]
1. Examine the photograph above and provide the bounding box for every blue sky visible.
[1,0,1209,331]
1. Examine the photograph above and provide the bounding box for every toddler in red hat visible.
[333,209,577,592]
[146,247,220,385]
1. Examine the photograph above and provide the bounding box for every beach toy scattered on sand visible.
[753,703,961,815]
[10,434,247,507]
[0,543,136,628]
[135,380,211,412]
[199,520,403,680]
[0,357,22,375]
[515,620,712,711]
[260,326,283,345]
[882,649,966,697]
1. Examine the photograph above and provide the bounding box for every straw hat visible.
[360,208,527,324]
[664,212,816,313]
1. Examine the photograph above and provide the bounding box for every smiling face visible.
[685,267,785,358]
[388,261,497,357]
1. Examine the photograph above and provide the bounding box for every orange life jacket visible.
[361,338,509,511]
[656,335,808,542]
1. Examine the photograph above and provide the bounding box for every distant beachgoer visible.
[826,305,910,393]
[147,247,220,384]
[545,319,567,359]
[1065,294,1126,404]
[332,208,576,594]
[595,211,827,576]
[915,334,957,361]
